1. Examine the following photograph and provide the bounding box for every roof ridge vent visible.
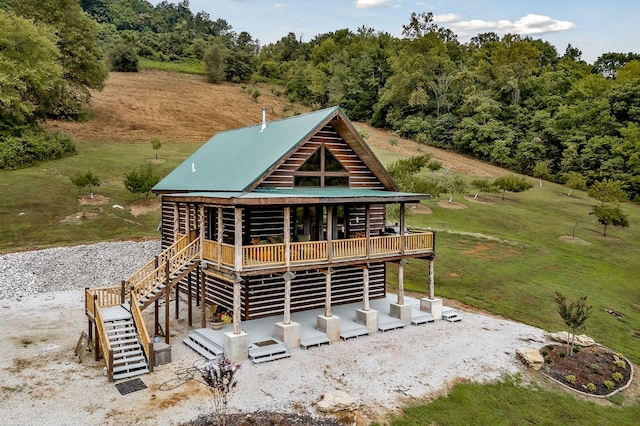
[260,107,267,132]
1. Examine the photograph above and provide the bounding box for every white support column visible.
[391,259,411,325]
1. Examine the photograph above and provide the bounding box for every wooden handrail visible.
[130,293,154,372]
[95,307,113,381]
[86,286,122,309]
[124,234,188,291]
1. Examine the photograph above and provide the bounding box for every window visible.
[294,146,349,187]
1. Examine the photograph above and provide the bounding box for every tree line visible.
[3,1,640,203]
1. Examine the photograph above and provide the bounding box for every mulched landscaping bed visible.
[541,344,632,396]
[183,411,343,426]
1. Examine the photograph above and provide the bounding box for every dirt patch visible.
[437,200,468,209]
[409,203,432,215]
[130,198,161,217]
[77,194,109,205]
[61,211,99,224]
[559,235,592,245]
[46,70,308,144]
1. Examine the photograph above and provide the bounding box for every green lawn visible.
[0,140,200,252]
[2,134,639,424]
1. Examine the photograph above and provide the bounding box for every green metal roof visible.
[153,106,341,193]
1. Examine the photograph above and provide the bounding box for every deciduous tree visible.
[553,292,592,356]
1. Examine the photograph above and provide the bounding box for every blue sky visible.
[153,0,638,64]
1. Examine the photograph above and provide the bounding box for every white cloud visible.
[452,14,575,35]
[355,0,395,9]
[433,13,460,24]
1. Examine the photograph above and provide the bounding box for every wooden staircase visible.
[87,235,202,381]
[100,305,149,381]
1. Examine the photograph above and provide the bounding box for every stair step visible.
[105,319,134,328]
[113,354,145,365]
[110,337,140,346]
[442,309,462,322]
[411,312,435,325]
[378,320,404,332]
[108,332,138,342]
[183,337,218,360]
[113,368,149,382]
[112,343,142,352]
[113,361,148,374]
[248,342,287,358]
[300,334,330,349]
[107,323,136,334]
[249,352,290,364]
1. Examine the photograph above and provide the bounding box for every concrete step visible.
[378,318,404,332]
[442,308,462,322]
[340,327,369,340]
[249,351,290,364]
[300,334,330,349]
[183,337,218,361]
[411,311,435,325]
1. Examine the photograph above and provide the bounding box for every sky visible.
[151,0,639,64]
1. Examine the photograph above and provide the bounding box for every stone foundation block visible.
[274,321,301,349]
[223,331,248,363]
[390,303,412,326]
[420,297,443,320]
[317,315,341,342]
[356,309,378,335]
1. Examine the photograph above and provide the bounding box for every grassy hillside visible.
[1,70,639,422]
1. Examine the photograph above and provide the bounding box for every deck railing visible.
[199,232,434,269]
[129,237,200,303]
[125,234,188,290]
[85,286,123,318]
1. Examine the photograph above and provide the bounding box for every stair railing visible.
[94,307,114,382]
[129,237,201,306]
[130,292,154,372]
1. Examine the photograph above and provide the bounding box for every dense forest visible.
[2,0,640,200]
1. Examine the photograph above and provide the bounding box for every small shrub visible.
[559,352,566,358]
[586,383,597,393]
[389,137,398,146]
[590,363,603,375]
[565,375,576,384]
[540,349,549,357]
[572,346,581,354]
[545,344,555,351]
[604,380,615,390]
[544,357,552,365]
[250,87,260,102]
[612,372,624,382]
[614,359,626,369]
[201,357,241,426]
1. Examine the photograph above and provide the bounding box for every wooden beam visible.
[165,260,170,344]
[397,259,407,305]
[324,267,332,317]
[327,205,333,262]
[363,266,370,311]
[217,206,223,268]
[400,202,405,256]
[234,208,243,273]
[429,258,435,299]
[188,273,192,327]
[233,277,242,334]
[200,267,206,329]
[284,207,291,268]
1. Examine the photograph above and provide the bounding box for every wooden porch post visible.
[233,207,243,334]
[365,204,371,258]
[173,203,179,241]
[233,277,242,334]
[363,266,370,311]
[428,258,435,300]
[199,204,205,260]
[217,207,223,267]
[200,267,206,328]
[164,259,170,344]
[397,259,407,305]
[188,272,192,327]
[399,202,406,256]
[324,268,332,317]
[175,281,179,320]
[327,206,333,262]
[283,271,295,325]
[284,207,291,268]
[154,299,159,336]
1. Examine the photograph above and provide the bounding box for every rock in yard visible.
[516,348,544,370]
[317,390,358,413]
[548,331,595,347]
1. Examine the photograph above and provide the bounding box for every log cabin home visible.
[85,106,440,381]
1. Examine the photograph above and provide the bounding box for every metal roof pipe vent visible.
[260,107,267,132]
